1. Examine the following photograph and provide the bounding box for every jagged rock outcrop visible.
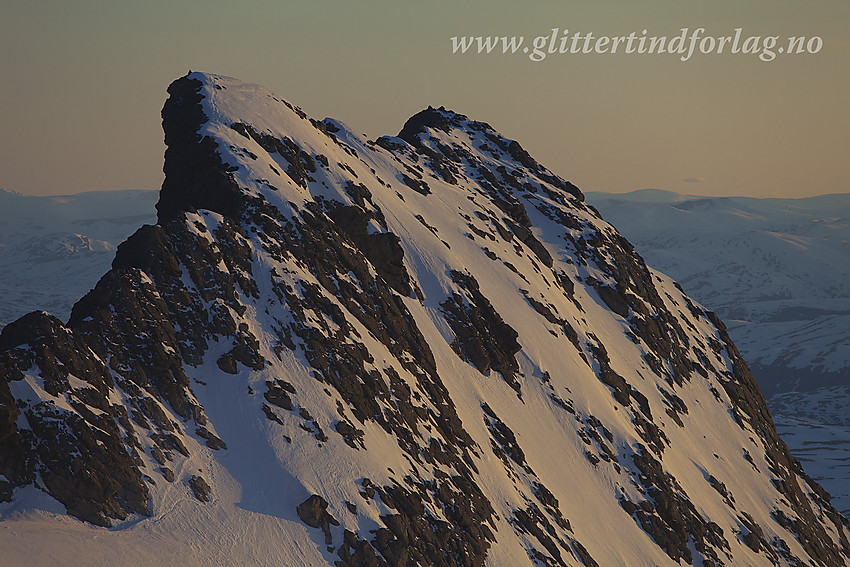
[0,311,151,526]
[0,72,847,567]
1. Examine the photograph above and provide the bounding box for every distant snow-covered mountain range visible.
[0,189,157,327]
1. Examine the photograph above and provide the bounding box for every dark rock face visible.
[157,76,243,222]
[298,494,340,545]
[482,402,530,473]
[0,312,150,526]
[0,73,847,567]
[441,271,522,394]
[324,200,411,296]
[621,446,728,565]
[297,494,334,528]
[397,107,455,147]
[189,475,211,502]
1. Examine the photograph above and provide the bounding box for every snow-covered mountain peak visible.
[159,72,585,227]
[0,73,848,566]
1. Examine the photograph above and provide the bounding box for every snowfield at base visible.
[0,73,847,567]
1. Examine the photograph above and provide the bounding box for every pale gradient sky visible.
[1,1,847,198]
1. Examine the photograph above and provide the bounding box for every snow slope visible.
[0,189,157,327]
[0,74,847,567]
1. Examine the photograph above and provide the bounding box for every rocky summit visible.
[0,73,847,566]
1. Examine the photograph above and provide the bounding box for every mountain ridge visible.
[585,189,850,393]
[0,72,847,566]
[587,188,850,520]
